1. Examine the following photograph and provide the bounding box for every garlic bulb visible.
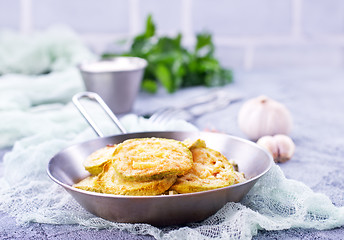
[257,134,295,163]
[238,95,292,140]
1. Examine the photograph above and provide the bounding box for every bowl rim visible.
[78,56,148,73]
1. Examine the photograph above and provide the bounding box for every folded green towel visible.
[0,26,94,75]
[0,26,96,111]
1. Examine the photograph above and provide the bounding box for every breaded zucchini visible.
[74,137,245,196]
[170,147,242,193]
[73,175,102,193]
[98,163,177,196]
[83,145,116,175]
[182,138,207,149]
[113,138,193,181]
[232,170,246,184]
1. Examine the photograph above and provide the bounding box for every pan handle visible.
[72,92,127,137]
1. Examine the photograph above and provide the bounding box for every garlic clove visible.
[238,95,293,140]
[256,134,295,163]
[273,134,295,163]
[256,136,279,160]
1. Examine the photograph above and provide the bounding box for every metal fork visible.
[148,90,226,122]
[148,90,242,125]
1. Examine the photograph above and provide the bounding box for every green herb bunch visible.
[103,15,233,93]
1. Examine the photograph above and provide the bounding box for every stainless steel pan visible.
[47,92,273,226]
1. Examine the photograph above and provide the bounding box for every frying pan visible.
[47,92,273,226]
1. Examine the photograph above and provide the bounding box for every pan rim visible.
[47,131,273,199]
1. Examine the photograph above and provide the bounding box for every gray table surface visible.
[1,69,344,239]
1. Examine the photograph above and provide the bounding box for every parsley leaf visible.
[102,15,232,93]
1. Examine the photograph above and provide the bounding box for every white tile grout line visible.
[20,0,33,34]
[129,0,140,37]
[215,35,344,46]
[80,33,344,55]
[244,45,254,71]
[291,0,303,39]
[181,0,194,46]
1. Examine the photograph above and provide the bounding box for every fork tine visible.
[150,108,177,125]
[148,108,171,123]
[159,109,183,125]
[149,108,186,125]
[147,91,243,126]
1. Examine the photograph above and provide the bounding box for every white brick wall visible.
[1,0,344,70]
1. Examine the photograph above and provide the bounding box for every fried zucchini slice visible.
[182,138,207,149]
[83,145,116,175]
[98,163,177,196]
[113,138,193,181]
[73,175,102,193]
[232,171,246,184]
[170,147,242,193]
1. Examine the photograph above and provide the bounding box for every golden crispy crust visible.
[170,147,242,194]
[112,138,193,181]
[73,175,102,193]
[97,163,177,196]
[83,145,116,175]
[182,138,207,149]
